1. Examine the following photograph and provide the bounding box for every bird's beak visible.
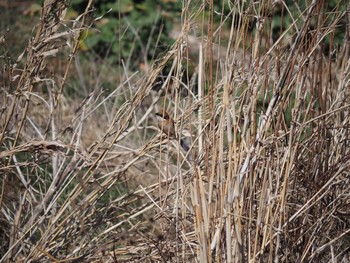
[155,113,165,120]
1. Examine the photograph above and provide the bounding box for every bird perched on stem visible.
[155,111,189,151]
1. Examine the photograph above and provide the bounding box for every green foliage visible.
[270,0,347,52]
[71,0,182,68]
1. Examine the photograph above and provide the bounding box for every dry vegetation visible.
[1,0,350,262]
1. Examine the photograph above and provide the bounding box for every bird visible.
[155,111,189,151]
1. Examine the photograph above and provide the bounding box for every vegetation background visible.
[0,0,349,262]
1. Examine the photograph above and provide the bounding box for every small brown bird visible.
[155,111,189,151]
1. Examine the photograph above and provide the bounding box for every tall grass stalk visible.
[0,0,349,262]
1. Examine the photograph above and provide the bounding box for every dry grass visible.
[1,0,350,262]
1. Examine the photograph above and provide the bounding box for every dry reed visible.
[0,0,349,262]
